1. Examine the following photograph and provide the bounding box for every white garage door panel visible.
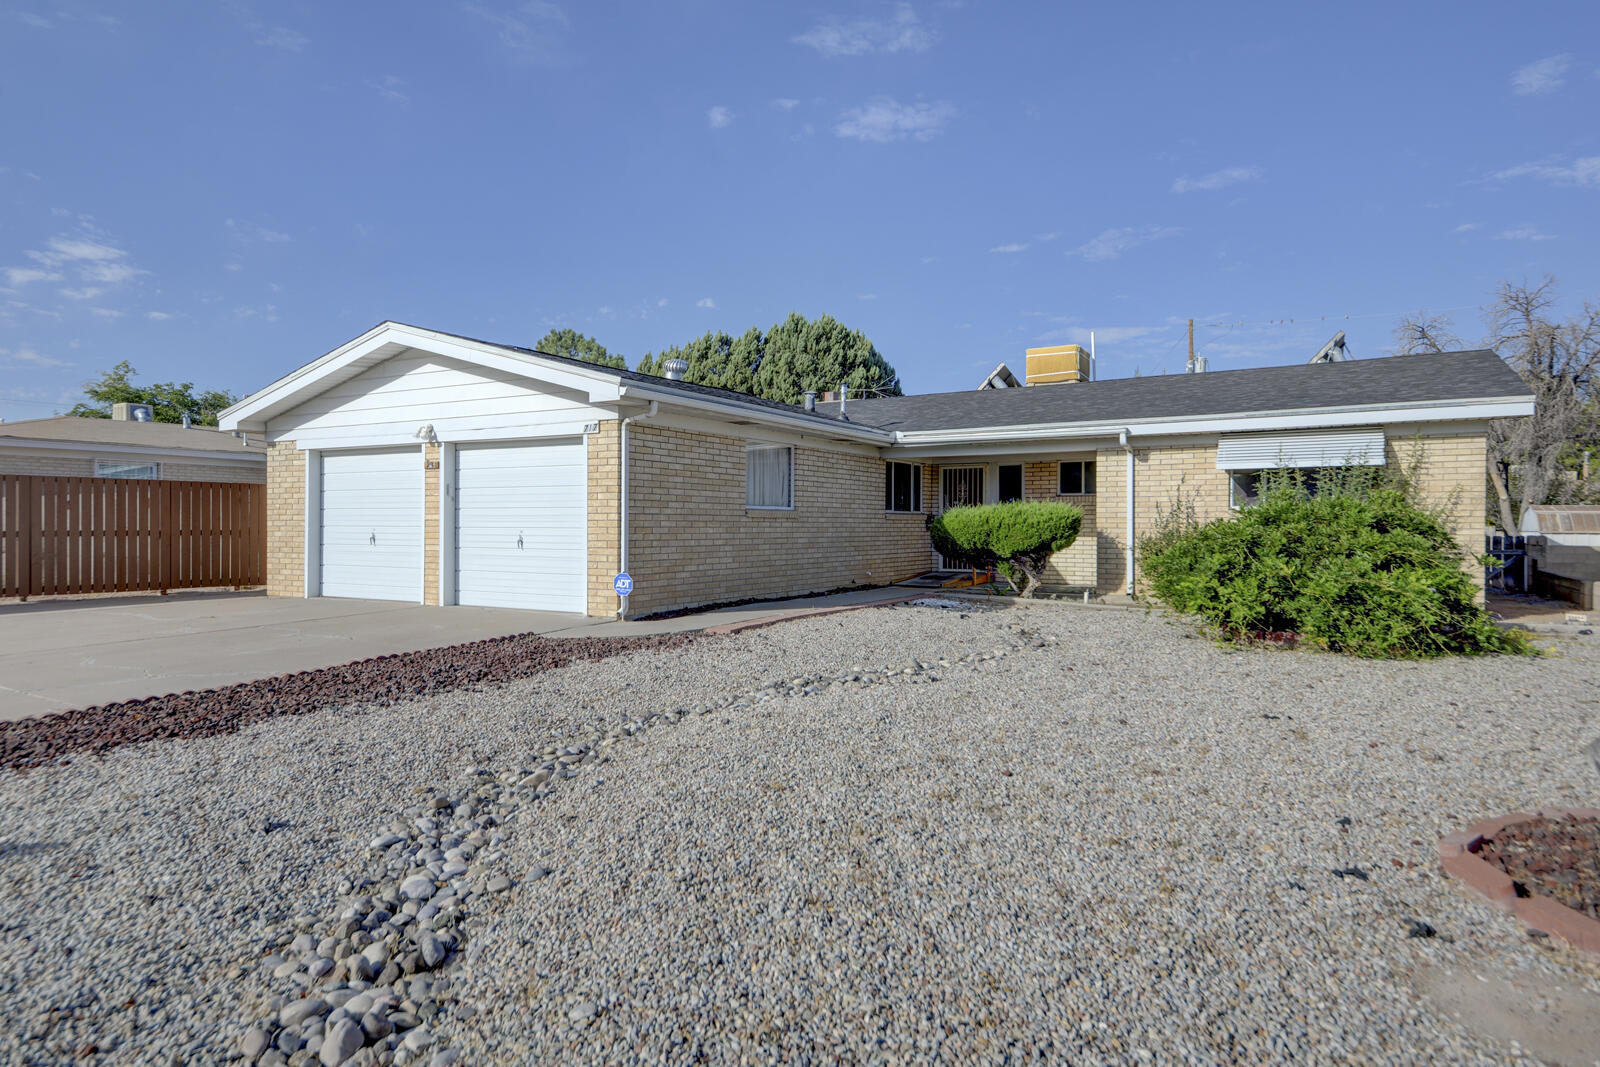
[456,439,586,612]
[321,449,422,601]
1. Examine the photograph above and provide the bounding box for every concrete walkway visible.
[0,586,921,720]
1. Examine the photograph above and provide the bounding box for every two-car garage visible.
[316,439,587,613]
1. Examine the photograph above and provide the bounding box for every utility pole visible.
[1186,318,1195,373]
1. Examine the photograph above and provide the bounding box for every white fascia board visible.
[222,322,625,431]
[616,383,891,445]
[886,396,1533,449]
[0,437,266,463]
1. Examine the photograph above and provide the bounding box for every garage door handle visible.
[369,532,376,546]
[517,533,524,550]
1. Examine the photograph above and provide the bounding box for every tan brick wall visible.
[587,420,622,616]
[266,442,306,597]
[0,455,263,482]
[1388,431,1488,597]
[623,424,930,616]
[1022,460,1098,588]
[422,442,441,605]
[0,456,95,477]
[1092,430,1490,597]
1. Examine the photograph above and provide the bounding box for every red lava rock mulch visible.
[0,631,699,773]
[1439,808,1600,955]
[1478,814,1600,922]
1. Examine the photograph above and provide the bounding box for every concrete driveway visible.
[0,592,608,721]
[0,586,925,721]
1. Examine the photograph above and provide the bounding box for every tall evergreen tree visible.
[533,328,627,369]
[639,313,900,403]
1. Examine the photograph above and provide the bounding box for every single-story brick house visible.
[0,411,266,483]
[219,321,1533,617]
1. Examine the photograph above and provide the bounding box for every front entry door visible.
[937,466,985,569]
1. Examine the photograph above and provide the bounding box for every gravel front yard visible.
[2,600,1598,1065]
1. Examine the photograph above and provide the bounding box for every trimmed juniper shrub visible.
[1139,481,1532,658]
[929,501,1083,597]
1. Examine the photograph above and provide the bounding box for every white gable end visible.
[267,349,614,449]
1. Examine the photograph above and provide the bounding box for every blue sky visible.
[2,1,1597,420]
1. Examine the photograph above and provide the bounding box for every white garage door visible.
[320,448,422,601]
[455,439,587,612]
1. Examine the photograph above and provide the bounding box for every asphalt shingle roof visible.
[813,350,1530,432]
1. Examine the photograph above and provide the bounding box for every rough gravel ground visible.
[1,600,1598,1065]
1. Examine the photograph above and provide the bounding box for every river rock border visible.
[1438,807,1600,955]
[236,605,1053,1066]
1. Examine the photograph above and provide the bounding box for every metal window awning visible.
[1216,428,1386,470]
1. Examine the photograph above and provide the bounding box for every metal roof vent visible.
[803,391,817,411]
[663,359,688,381]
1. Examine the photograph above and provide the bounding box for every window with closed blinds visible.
[746,444,793,508]
[1215,428,1385,470]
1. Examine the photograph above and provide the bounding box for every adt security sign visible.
[613,572,634,597]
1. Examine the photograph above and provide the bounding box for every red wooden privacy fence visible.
[0,475,265,599]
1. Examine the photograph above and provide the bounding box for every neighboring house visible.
[219,321,1533,618]
[0,408,267,484]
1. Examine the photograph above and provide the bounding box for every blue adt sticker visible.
[613,572,634,597]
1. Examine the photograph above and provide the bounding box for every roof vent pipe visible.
[803,391,816,412]
[839,383,848,419]
[663,359,688,381]
[181,411,192,429]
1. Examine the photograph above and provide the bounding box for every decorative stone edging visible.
[1438,807,1600,955]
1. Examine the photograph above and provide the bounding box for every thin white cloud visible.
[794,2,935,57]
[990,242,1028,254]
[835,97,954,143]
[226,218,291,243]
[1485,155,1600,188]
[707,105,733,129]
[146,311,174,320]
[256,26,308,51]
[657,298,668,308]
[1511,54,1571,95]
[4,267,63,286]
[6,234,142,289]
[697,297,716,309]
[1034,232,1060,243]
[1066,225,1183,261]
[1494,225,1556,241]
[4,346,71,368]
[857,293,878,300]
[1453,222,1480,233]
[368,75,408,103]
[1171,166,1263,193]
[14,11,51,28]
[89,307,123,318]
[59,286,103,300]
[771,98,800,111]
[465,1,571,64]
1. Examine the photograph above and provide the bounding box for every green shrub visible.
[928,501,1083,597]
[1140,482,1532,658]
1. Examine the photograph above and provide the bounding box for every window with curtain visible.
[746,444,793,508]
[95,460,159,480]
[884,461,922,512]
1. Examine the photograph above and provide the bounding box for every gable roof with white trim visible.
[221,324,1534,447]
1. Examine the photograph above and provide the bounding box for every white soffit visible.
[1216,427,1385,470]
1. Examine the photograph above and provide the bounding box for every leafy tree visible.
[1395,276,1600,529]
[638,312,901,403]
[534,328,627,369]
[929,501,1083,598]
[68,361,239,425]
